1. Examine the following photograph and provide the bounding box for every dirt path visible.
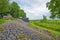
[0,19,59,40]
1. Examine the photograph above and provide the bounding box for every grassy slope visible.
[0,18,15,24]
[29,20,60,36]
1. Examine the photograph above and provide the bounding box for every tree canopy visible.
[0,0,9,16]
[10,2,26,18]
[0,0,26,18]
[43,15,47,20]
[46,0,60,19]
[19,10,26,18]
[10,2,20,18]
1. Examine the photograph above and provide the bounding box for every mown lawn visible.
[0,18,15,24]
[29,20,60,36]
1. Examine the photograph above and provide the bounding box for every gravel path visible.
[0,19,59,40]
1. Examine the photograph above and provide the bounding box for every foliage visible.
[29,20,60,36]
[10,2,20,18]
[19,10,26,18]
[0,0,10,17]
[18,34,30,39]
[46,0,60,19]
[18,34,25,39]
[0,0,26,18]
[10,2,26,18]
[43,15,47,20]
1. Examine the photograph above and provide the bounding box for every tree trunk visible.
[0,14,3,18]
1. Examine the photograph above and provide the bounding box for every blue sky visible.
[10,0,50,20]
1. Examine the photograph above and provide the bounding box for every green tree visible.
[0,0,9,18]
[43,15,47,20]
[10,2,26,18]
[10,2,20,18]
[19,10,26,18]
[46,0,60,19]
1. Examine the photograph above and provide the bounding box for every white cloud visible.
[11,0,50,20]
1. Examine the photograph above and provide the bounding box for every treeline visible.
[0,0,26,18]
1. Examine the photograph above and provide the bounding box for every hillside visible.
[0,19,59,40]
[29,20,60,35]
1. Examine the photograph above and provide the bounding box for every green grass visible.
[0,18,15,24]
[29,20,60,36]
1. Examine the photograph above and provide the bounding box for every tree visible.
[0,0,10,18]
[46,0,60,19]
[19,10,26,18]
[10,1,26,18]
[43,15,47,20]
[10,2,20,18]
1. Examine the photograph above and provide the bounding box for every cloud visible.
[10,0,50,20]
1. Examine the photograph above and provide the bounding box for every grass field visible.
[0,18,15,24]
[29,20,60,36]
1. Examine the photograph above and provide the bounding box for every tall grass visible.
[29,20,60,36]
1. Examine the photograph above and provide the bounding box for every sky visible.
[10,0,50,20]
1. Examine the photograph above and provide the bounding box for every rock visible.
[0,20,57,40]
